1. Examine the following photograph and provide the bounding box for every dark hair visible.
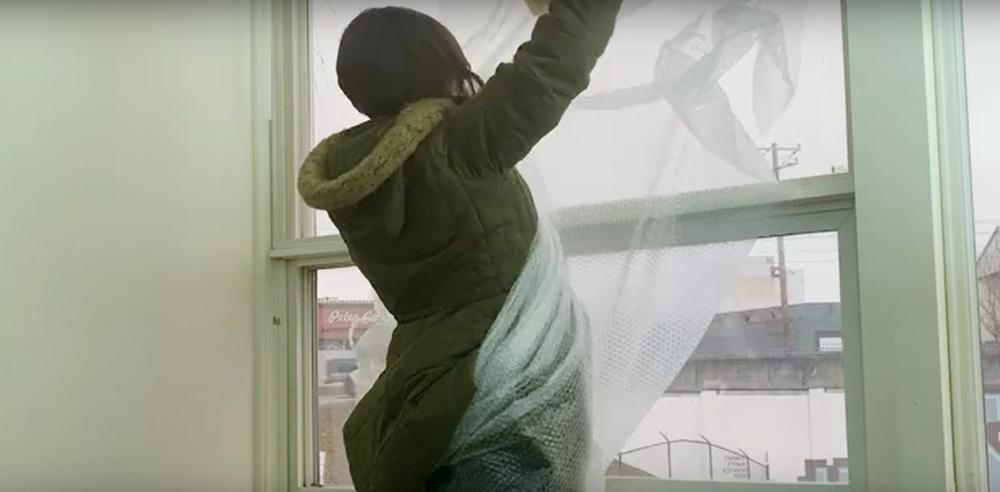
[337,6,483,119]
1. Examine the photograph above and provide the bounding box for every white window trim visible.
[249,0,987,491]
[933,1,988,490]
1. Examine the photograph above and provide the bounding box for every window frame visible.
[249,0,986,491]
[292,200,861,492]
[933,0,988,489]
[289,201,861,492]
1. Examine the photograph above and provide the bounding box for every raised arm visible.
[448,0,623,173]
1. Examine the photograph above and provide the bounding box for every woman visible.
[297,0,622,490]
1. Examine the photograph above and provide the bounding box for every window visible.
[300,0,848,238]
[962,1,1000,491]
[295,207,859,490]
[256,0,980,491]
[611,233,849,483]
[301,219,857,489]
[312,267,378,487]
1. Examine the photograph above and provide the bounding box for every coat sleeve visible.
[447,0,624,173]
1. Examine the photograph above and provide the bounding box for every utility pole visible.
[762,143,801,352]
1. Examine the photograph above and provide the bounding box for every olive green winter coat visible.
[297,0,622,490]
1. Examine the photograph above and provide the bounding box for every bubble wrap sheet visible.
[338,0,805,489]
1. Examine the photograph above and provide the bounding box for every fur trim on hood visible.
[297,98,454,211]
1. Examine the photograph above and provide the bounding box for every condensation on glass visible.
[303,0,849,238]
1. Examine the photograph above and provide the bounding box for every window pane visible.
[963,1,1000,490]
[314,266,380,487]
[303,0,848,237]
[312,233,846,486]
[307,0,343,237]
[609,232,848,483]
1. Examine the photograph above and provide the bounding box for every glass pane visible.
[314,266,381,487]
[963,1,1000,490]
[610,232,847,483]
[312,234,845,486]
[307,0,344,237]
[303,0,848,237]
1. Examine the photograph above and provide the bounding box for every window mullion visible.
[288,265,318,489]
[271,235,353,263]
[843,0,957,490]
[837,216,868,492]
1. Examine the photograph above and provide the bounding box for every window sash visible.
[265,0,857,257]
[290,209,864,492]
[270,174,855,261]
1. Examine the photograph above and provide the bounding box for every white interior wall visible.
[0,4,255,491]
